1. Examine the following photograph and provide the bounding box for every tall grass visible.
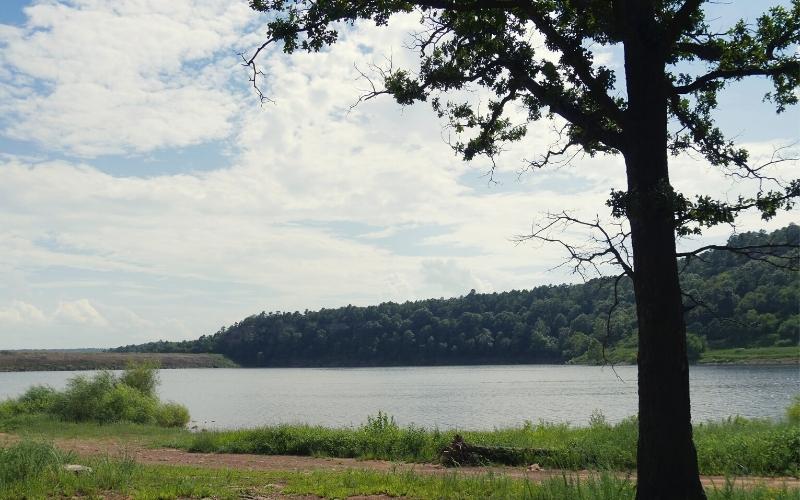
[175,409,798,476]
[0,363,189,427]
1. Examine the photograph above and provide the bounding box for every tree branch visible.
[516,212,634,279]
[672,62,800,94]
[665,0,706,47]
[677,243,799,271]
[504,61,624,151]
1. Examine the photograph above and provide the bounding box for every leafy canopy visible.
[247,0,799,236]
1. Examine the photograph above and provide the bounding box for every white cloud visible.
[0,1,795,349]
[0,300,47,324]
[421,259,491,296]
[54,299,108,327]
[0,0,254,156]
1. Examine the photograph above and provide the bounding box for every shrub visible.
[97,384,158,424]
[787,395,800,425]
[119,361,159,397]
[53,371,116,422]
[156,402,190,428]
[686,333,707,362]
[17,386,60,414]
[0,363,188,428]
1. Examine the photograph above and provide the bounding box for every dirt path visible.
[3,433,798,491]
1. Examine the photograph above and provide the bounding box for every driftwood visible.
[439,435,555,467]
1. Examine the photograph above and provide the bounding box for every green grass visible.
[171,413,797,476]
[0,413,192,444]
[575,346,800,366]
[700,346,800,364]
[5,410,795,477]
[0,440,796,500]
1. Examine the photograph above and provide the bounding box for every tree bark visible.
[621,2,706,499]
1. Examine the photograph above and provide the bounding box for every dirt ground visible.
[2,433,798,496]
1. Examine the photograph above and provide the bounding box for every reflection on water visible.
[0,364,797,429]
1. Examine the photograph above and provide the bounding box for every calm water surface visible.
[0,365,797,429]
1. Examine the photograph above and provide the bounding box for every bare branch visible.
[677,243,799,271]
[515,212,634,279]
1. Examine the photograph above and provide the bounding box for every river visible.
[1,364,797,429]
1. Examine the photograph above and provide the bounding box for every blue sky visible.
[0,0,796,348]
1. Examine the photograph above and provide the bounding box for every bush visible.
[156,402,190,428]
[98,384,158,424]
[119,361,159,397]
[787,395,800,425]
[686,333,707,362]
[0,363,189,428]
[52,372,116,422]
[17,386,60,414]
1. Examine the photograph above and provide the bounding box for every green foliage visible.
[118,226,799,367]
[156,402,191,428]
[119,360,160,396]
[53,371,117,422]
[787,395,800,425]
[185,412,448,463]
[700,346,800,364]
[0,364,189,428]
[172,411,797,476]
[686,333,707,362]
[694,416,800,476]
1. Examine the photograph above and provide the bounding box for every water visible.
[0,364,797,429]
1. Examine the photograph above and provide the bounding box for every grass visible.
[575,346,800,366]
[699,346,800,364]
[0,440,797,500]
[3,408,798,477]
[0,413,191,443]
[172,413,798,476]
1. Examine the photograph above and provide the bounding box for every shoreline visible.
[0,347,796,372]
[0,352,237,372]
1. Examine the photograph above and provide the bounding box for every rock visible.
[63,464,93,474]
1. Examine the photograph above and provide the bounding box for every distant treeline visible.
[115,225,799,367]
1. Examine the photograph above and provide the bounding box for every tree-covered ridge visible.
[116,225,798,366]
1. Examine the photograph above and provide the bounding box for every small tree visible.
[244,1,799,498]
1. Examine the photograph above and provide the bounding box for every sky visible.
[0,0,797,349]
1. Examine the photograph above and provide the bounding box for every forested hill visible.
[115,225,799,366]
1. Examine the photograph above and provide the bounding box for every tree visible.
[243,1,800,498]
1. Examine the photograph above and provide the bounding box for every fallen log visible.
[439,435,556,467]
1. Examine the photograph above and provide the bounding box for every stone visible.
[63,464,93,474]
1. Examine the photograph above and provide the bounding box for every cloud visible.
[0,1,795,349]
[0,0,254,156]
[0,300,47,324]
[54,298,108,327]
[421,259,492,296]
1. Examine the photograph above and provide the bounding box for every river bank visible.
[0,351,237,371]
[0,346,795,372]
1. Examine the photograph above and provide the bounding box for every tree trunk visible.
[621,3,706,499]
